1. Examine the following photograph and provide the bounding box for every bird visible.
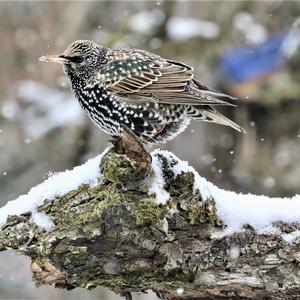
[40,40,245,144]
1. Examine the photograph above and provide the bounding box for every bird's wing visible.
[95,49,234,106]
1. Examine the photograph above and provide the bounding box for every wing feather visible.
[96,49,235,106]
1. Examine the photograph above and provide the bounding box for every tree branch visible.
[1,131,300,300]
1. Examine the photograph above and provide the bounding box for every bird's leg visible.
[108,135,120,145]
[109,135,124,154]
[120,291,132,300]
[119,124,152,175]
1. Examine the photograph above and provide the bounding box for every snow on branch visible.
[0,131,300,299]
[1,148,299,238]
[0,148,109,231]
[153,149,300,237]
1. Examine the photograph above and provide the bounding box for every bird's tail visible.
[188,107,246,133]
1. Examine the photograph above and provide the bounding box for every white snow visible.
[229,245,240,260]
[167,17,220,41]
[152,150,300,236]
[31,212,54,231]
[176,287,184,295]
[1,147,300,238]
[149,153,170,204]
[207,186,300,236]
[281,230,300,243]
[0,148,109,230]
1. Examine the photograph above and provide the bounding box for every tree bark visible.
[1,130,300,300]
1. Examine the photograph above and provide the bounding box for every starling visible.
[40,40,245,144]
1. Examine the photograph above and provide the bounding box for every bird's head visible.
[40,40,107,79]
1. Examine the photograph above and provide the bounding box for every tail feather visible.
[188,107,246,133]
[191,79,237,106]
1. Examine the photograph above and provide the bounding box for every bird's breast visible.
[71,79,189,141]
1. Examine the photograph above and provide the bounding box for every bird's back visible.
[93,47,245,136]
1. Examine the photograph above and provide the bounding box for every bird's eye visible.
[68,56,84,63]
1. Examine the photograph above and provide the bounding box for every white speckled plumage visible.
[41,40,245,144]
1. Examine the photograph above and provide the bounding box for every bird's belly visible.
[75,88,189,143]
[83,104,122,136]
[75,90,121,135]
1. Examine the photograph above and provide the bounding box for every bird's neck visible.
[68,73,107,112]
[68,73,89,95]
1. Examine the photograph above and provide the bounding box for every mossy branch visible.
[1,129,300,300]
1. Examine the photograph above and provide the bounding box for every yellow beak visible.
[39,54,70,64]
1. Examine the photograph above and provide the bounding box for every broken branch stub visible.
[101,126,152,185]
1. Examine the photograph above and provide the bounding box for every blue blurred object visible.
[221,31,289,83]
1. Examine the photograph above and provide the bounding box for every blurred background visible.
[0,1,299,299]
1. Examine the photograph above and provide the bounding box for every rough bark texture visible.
[1,131,300,300]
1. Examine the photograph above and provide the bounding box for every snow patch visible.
[176,287,184,295]
[153,149,212,199]
[149,153,170,204]
[281,230,300,243]
[0,148,109,229]
[31,212,54,231]
[229,245,240,260]
[153,150,300,236]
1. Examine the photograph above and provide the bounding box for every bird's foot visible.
[109,135,124,154]
[109,125,152,174]
[121,291,132,300]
